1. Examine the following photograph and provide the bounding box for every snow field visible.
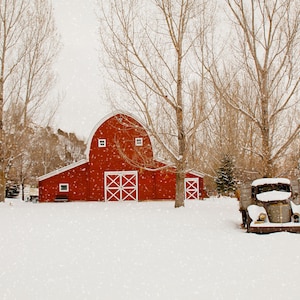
[0,198,299,299]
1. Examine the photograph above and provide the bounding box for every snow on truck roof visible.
[251,178,291,187]
[256,191,292,202]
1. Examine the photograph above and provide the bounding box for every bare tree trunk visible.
[261,76,271,177]
[174,19,186,207]
[0,77,4,201]
[175,162,185,207]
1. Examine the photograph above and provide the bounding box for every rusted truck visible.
[240,178,300,233]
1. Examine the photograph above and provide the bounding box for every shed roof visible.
[38,159,88,181]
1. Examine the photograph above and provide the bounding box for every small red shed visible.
[38,112,204,202]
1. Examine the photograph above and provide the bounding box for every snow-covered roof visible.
[188,170,205,178]
[252,178,290,187]
[154,158,204,178]
[38,159,88,181]
[256,191,292,202]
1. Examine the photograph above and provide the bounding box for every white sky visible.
[52,0,111,141]
[50,1,230,142]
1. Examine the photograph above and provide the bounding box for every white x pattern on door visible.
[185,178,199,200]
[105,171,138,201]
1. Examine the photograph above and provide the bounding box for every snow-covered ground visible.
[1,197,299,300]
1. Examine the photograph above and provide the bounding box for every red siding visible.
[154,169,176,199]
[39,162,89,202]
[88,114,155,200]
[38,113,204,202]
[138,170,156,200]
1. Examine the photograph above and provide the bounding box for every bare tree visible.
[99,0,214,207]
[208,0,300,177]
[0,0,60,201]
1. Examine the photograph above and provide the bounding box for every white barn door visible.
[104,171,138,201]
[185,178,199,200]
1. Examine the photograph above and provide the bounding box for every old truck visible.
[240,178,300,234]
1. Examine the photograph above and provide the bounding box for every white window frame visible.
[59,183,69,192]
[135,137,143,146]
[98,138,106,148]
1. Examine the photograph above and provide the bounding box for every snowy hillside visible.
[0,198,299,299]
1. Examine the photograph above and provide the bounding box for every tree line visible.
[6,121,86,198]
[98,0,300,207]
[1,0,299,206]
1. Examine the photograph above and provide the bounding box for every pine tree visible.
[215,154,236,196]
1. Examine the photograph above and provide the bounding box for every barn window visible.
[135,137,143,146]
[59,183,69,192]
[98,138,106,148]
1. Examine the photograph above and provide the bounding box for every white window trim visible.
[135,137,143,146]
[59,183,69,192]
[98,138,106,148]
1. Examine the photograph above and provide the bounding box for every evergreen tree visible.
[215,154,236,196]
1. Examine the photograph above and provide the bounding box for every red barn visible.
[38,112,204,202]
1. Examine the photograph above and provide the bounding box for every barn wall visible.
[39,163,89,202]
[138,170,156,200]
[88,114,155,200]
[153,168,204,200]
[154,169,176,200]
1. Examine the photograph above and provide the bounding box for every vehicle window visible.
[257,184,291,194]
[277,184,290,192]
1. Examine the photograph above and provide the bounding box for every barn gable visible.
[38,112,204,202]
